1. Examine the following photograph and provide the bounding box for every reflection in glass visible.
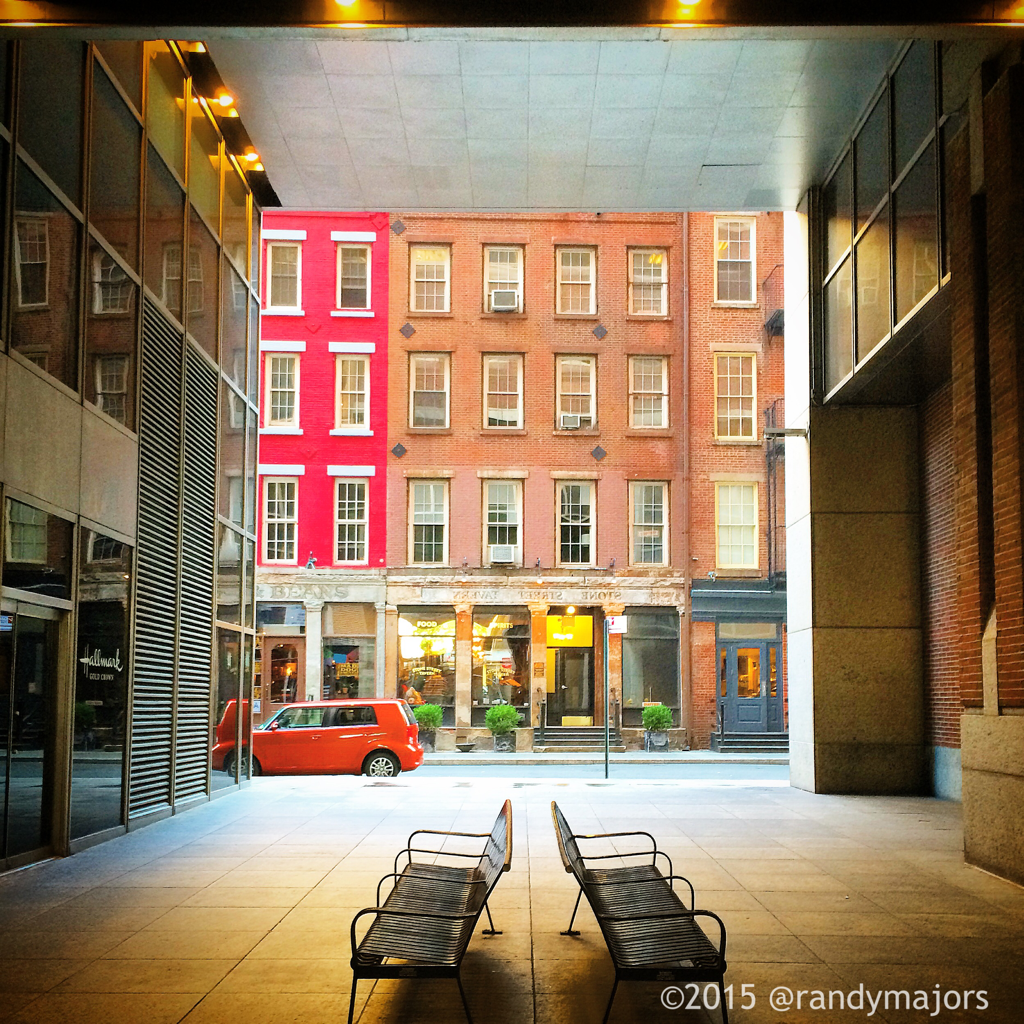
[893,41,934,176]
[622,611,679,708]
[3,499,73,599]
[472,609,530,712]
[90,62,142,269]
[736,648,761,699]
[95,41,143,110]
[268,643,299,704]
[71,533,131,839]
[248,295,260,404]
[894,141,938,324]
[398,609,456,708]
[189,109,221,229]
[855,92,888,233]
[0,627,9,858]
[243,538,255,630]
[212,628,241,790]
[145,42,186,179]
[856,209,891,362]
[19,40,84,205]
[85,243,138,429]
[824,258,853,393]
[324,639,375,700]
[11,161,81,389]
[241,635,254,779]
[217,524,242,626]
[187,206,218,359]
[221,257,248,388]
[144,144,185,320]
[223,169,248,274]
[245,408,258,534]
[824,151,852,275]
[0,42,8,127]
[219,378,246,525]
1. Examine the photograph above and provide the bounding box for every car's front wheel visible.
[362,751,400,777]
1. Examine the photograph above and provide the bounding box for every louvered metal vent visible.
[175,346,217,802]
[130,301,182,818]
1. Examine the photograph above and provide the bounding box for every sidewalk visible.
[423,750,789,766]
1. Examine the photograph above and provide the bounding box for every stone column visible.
[303,598,324,701]
[374,601,387,698]
[383,604,399,698]
[602,603,625,729]
[454,601,473,731]
[528,602,549,728]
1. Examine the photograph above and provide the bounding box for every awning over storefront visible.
[689,579,787,623]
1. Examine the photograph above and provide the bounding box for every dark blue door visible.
[718,641,783,734]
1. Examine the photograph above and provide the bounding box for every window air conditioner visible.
[490,290,518,312]
[489,544,516,564]
[560,413,582,429]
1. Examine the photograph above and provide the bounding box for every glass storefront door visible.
[545,612,595,726]
[716,622,784,734]
[0,604,61,863]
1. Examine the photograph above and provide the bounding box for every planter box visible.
[622,727,689,751]
[492,732,516,753]
[644,729,670,751]
[419,732,436,753]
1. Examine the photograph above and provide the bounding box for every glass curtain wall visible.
[821,41,945,397]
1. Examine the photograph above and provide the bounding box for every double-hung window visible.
[410,246,450,312]
[336,355,368,428]
[162,243,203,314]
[630,482,668,566]
[629,356,667,428]
[410,481,447,564]
[91,250,132,314]
[268,242,301,310]
[715,218,756,303]
[14,218,48,308]
[266,354,299,428]
[716,483,758,569]
[558,482,594,566]
[335,480,368,565]
[263,478,298,563]
[484,481,521,565]
[483,354,523,429]
[556,355,596,429]
[95,355,130,424]
[715,353,756,440]
[484,246,523,312]
[6,500,48,563]
[629,249,667,315]
[337,245,370,309]
[410,353,450,428]
[556,248,595,314]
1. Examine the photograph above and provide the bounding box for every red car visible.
[213,699,423,778]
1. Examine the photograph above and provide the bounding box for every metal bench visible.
[348,800,513,1024]
[551,801,729,1024]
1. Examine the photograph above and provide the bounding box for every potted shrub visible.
[413,703,443,752]
[485,705,523,752]
[642,704,673,751]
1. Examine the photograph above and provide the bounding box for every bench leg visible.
[481,901,502,935]
[560,888,583,936]
[601,977,619,1024]
[456,976,475,1024]
[347,979,358,1024]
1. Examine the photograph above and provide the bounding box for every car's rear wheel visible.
[250,755,262,777]
[362,751,400,777]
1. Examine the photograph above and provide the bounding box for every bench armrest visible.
[585,872,694,909]
[596,907,728,959]
[575,829,658,851]
[394,845,486,874]
[350,905,479,961]
[577,849,675,875]
[408,828,490,843]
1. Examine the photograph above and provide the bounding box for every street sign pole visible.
[604,616,610,780]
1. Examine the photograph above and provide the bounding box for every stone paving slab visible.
[0,776,1022,1024]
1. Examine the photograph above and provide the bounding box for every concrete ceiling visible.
[211,31,902,212]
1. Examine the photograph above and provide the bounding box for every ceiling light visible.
[243,149,259,162]
[335,0,359,5]
[566,606,576,615]
[215,91,234,107]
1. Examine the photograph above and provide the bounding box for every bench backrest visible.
[479,798,513,894]
[550,801,585,881]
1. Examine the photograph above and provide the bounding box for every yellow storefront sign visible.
[545,615,593,647]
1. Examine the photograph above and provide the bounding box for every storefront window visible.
[472,608,529,712]
[622,610,679,726]
[398,608,455,710]
[212,628,240,790]
[323,639,375,699]
[268,642,299,704]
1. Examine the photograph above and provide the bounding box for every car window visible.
[331,706,377,727]
[399,701,417,725]
[276,707,327,729]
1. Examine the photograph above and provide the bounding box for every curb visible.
[421,754,789,766]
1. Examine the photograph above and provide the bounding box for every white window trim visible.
[713,351,758,441]
[482,353,524,430]
[715,480,760,570]
[482,479,523,567]
[628,355,669,429]
[334,478,370,567]
[629,481,669,567]
[556,480,596,569]
[409,244,451,313]
[262,476,299,565]
[329,342,375,354]
[713,215,757,306]
[328,465,377,477]
[628,247,669,316]
[334,353,370,432]
[409,352,451,429]
[336,243,372,312]
[14,217,50,310]
[266,241,302,312]
[263,228,307,241]
[260,340,306,352]
[265,352,300,429]
[555,354,597,429]
[555,247,596,315]
[408,479,449,567]
[331,230,376,242]
[483,245,524,313]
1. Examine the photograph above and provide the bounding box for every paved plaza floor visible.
[1,775,1022,1024]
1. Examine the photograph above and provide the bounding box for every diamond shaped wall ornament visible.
[591,446,607,461]
[399,323,416,338]
[593,324,607,339]
[391,443,407,458]
[391,219,406,235]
